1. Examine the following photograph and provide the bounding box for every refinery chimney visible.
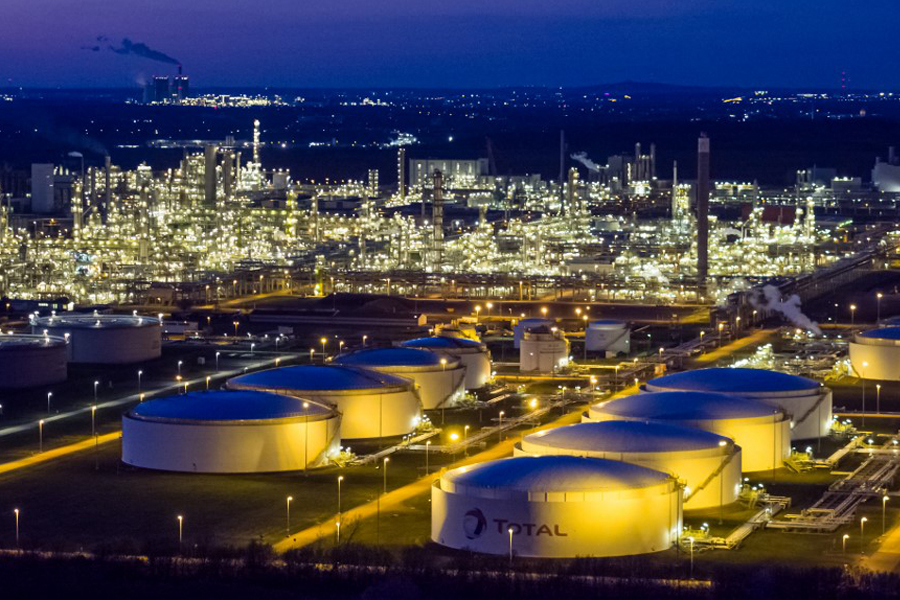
[398,147,406,201]
[433,169,444,269]
[696,134,710,283]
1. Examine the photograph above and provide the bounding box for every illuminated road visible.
[865,520,900,572]
[693,328,774,363]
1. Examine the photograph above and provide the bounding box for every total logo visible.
[463,508,568,539]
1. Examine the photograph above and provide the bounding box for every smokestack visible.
[671,160,678,219]
[398,147,406,200]
[204,144,218,205]
[178,64,182,75]
[697,134,710,283]
[104,155,112,215]
[433,169,444,268]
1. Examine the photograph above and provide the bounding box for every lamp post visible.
[320,338,327,363]
[206,376,211,391]
[137,370,143,392]
[877,292,884,323]
[233,320,239,336]
[842,533,849,553]
[688,537,694,578]
[362,335,368,347]
[39,419,43,452]
[425,440,431,474]
[861,516,868,553]
[862,362,868,428]
[383,457,389,495]
[877,384,882,414]
[508,527,514,564]
[850,304,857,326]
[46,392,52,414]
[215,352,221,372]
[303,402,310,473]
[177,515,183,550]
[884,495,890,535]
[286,496,293,537]
[250,343,255,356]
[94,380,99,403]
[91,405,96,437]
[337,476,344,519]
[177,361,183,376]
[13,508,19,546]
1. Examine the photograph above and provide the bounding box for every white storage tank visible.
[32,313,162,364]
[849,327,900,381]
[645,368,832,441]
[586,391,790,472]
[400,336,492,390]
[0,333,68,389]
[333,347,466,410]
[585,319,630,357]
[122,391,340,473]
[520,326,569,373]
[432,455,682,558]
[515,421,741,509]
[513,318,553,349]
[226,365,422,440]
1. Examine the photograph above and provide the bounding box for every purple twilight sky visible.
[0,0,895,89]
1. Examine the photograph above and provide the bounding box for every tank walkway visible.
[766,435,900,532]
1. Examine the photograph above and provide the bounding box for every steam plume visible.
[107,38,179,65]
[749,285,822,335]
[570,152,601,173]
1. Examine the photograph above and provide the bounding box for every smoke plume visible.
[107,38,180,65]
[570,152,601,173]
[749,285,822,335]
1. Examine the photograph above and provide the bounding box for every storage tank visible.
[400,336,492,390]
[515,421,741,509]
[585,320,631,357]
[520,326,569,372]
[850,327,900,381]
[32,313,162,364]
[645,368,831,440]
[586,391,790,472]
[333,347,466,409]
[513,318,553,349]
[432,455,682,558]
[226,365,421,440]
[0,333,68,389]
[122,391,340,473]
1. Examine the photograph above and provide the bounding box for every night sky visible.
[2,0,896,89]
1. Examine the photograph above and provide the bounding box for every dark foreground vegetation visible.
[3,542,900,600]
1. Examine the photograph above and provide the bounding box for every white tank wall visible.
[326,390,421,439]
[520,337,569,372]
[515,442,741,510]
[456,351,492,390]
[0,342,68,389]
[850,341,900,381]
[122,415,340,473]
[585,323,631,355]
[432,479,682,558]
[513,319,553,349]
[34,324,161,364]
[345,364,466,410]
[585,408,790,472]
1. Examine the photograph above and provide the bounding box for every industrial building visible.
[226,365,421,440]
[520,326,570,373]
[121,391,340,473]
[513,318,553,349]
[0,333,68,389]
[31,313,162,364]
[332,347,466,409]
[585,319,630,356]
[849,327,900,381]
[431,455,682,558]
[645,368,832,440]
[586,391,790,472]
[515,421,741,509]
[400,336,492,390]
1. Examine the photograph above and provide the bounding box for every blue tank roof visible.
[595,391,781,420]
[444,455,670,492]
[227,365,412,393]
[860,326,900,340]
[648,367,819,394]
[400,336,483,350]
[129,391,329,421]
[524,420,731,453]
[333,347,448,367]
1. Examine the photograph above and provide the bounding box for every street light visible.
[884,495,890,535]
[177,515,184,549]
[13,508,19,546]
[508,527,514,564]
[303,402,310,473]
[877,292,884,322]
[137,370,143,392]
[425,440,431,474]
[362,335,368,347]
[216,352,221,371]
[91,405,96,437]
[177,361,183,376]
[250,343,255,356]
[233,321,239,336]
[850,304,857,326]
[383,457,390,495]
[842,533,849,553]
[877,384,882,414]
[337,476,344,518]
[46,392,52,414]
[862,362,868,427]
[688,536,694,578]
[206,376,211,391]
[286,496,293,537]
[861,516,868,553]
[320,338,327,362]
[94,380,99,402]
